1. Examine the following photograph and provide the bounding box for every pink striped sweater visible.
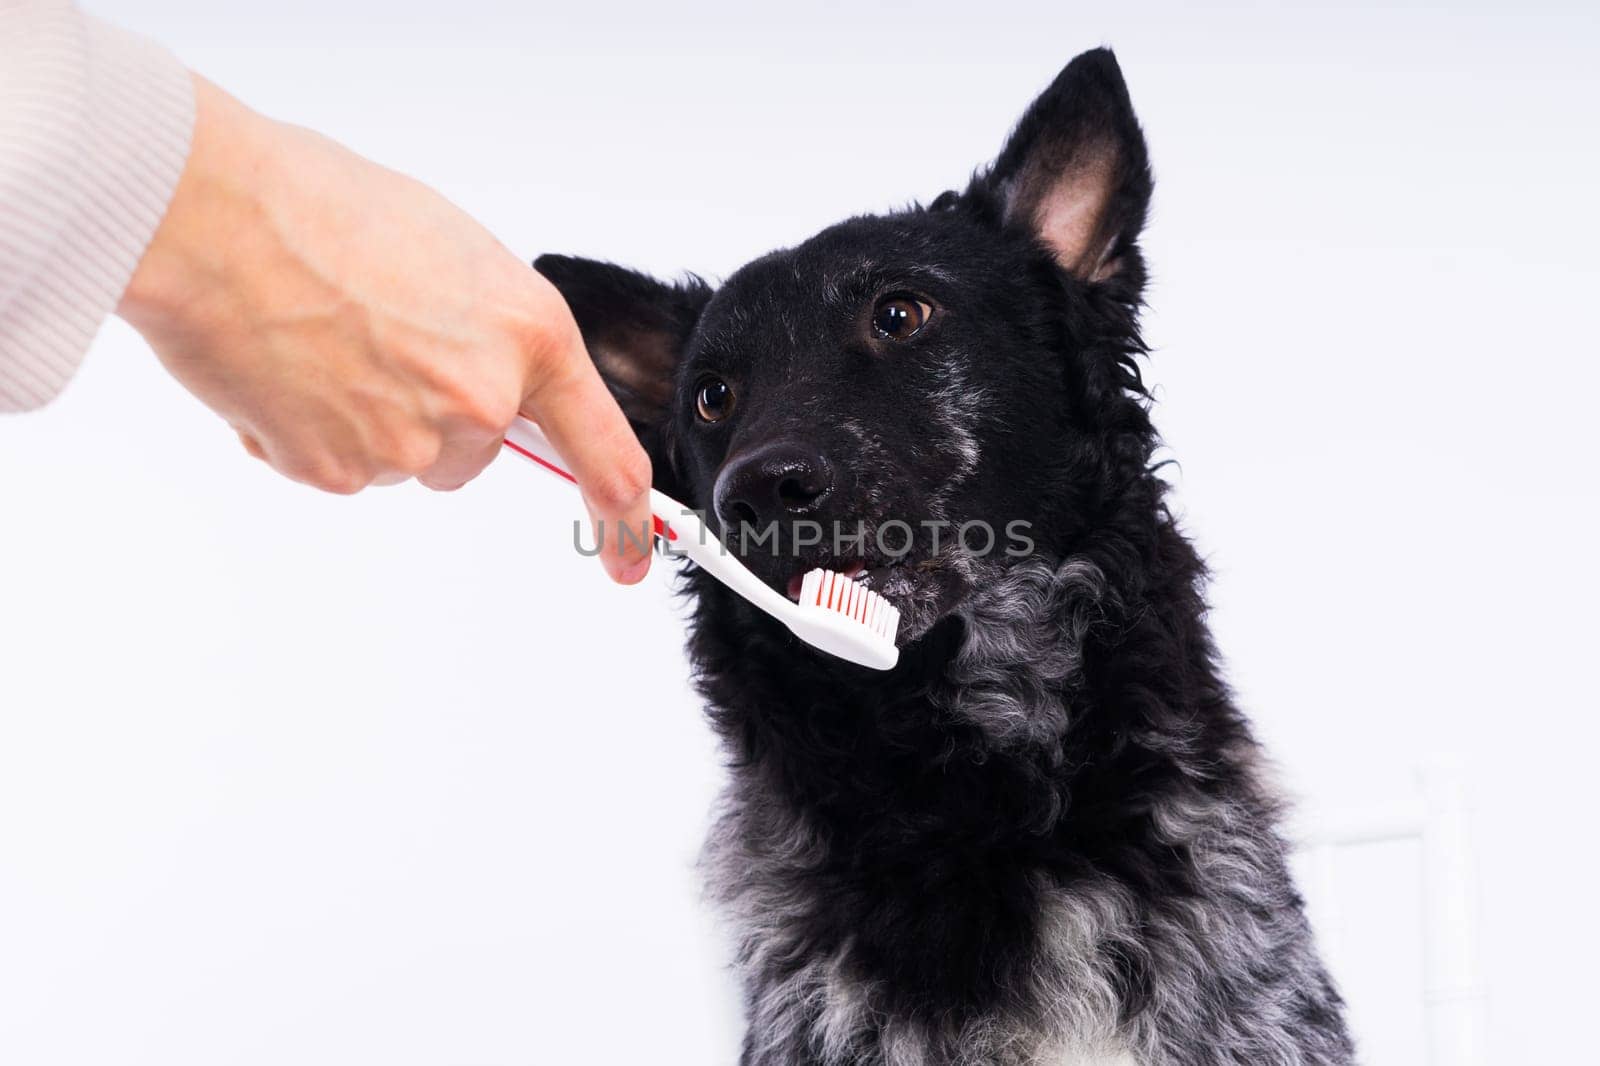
[0,0,193,412]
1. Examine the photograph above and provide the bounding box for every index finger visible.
[519,304,654,586]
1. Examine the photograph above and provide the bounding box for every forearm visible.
[0,0,193,412]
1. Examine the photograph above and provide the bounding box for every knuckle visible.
[390,434,442,476]
[434,361,520,437]
[302,460,367,495]
[323,469,369,495]
[519,299,583,380]
[587,450,652,512]
[458,389,519,436]
[419,474,466,493]
[279,448,371,495]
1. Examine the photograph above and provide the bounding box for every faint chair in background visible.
[1291,759,1487,1066]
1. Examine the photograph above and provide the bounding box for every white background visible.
[3,2,1597,1063]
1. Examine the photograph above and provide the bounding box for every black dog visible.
[538,49,1354,1066]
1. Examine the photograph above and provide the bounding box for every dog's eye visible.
[695,377,735,423]
[871,293,932,341]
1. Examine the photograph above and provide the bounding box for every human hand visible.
[117,75,653,584]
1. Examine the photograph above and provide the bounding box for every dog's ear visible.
[533,254,710,491]
[981,48,1152,291]
[534,254,709,426]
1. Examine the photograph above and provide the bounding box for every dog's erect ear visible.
[983,48,1152,287]
[534,254,710,427]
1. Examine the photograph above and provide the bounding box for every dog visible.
[536,48,1354,1066]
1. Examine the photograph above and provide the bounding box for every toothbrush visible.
[502,416,900,670]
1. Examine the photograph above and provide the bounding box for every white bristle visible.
[796,566,900,651]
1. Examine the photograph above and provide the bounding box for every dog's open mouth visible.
[783,551,970,644]
[716,524,970,643]
[783,558,906,602]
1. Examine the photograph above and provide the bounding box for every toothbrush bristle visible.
[797,568,900,644]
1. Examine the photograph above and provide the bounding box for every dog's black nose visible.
[714,441,835,530]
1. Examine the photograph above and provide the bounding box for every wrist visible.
[116,74,272,339]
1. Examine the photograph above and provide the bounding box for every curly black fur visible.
[537,48,1353,1066]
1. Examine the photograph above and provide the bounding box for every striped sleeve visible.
[0,0,194,412]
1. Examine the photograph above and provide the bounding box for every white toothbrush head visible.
[788,568,900,670]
